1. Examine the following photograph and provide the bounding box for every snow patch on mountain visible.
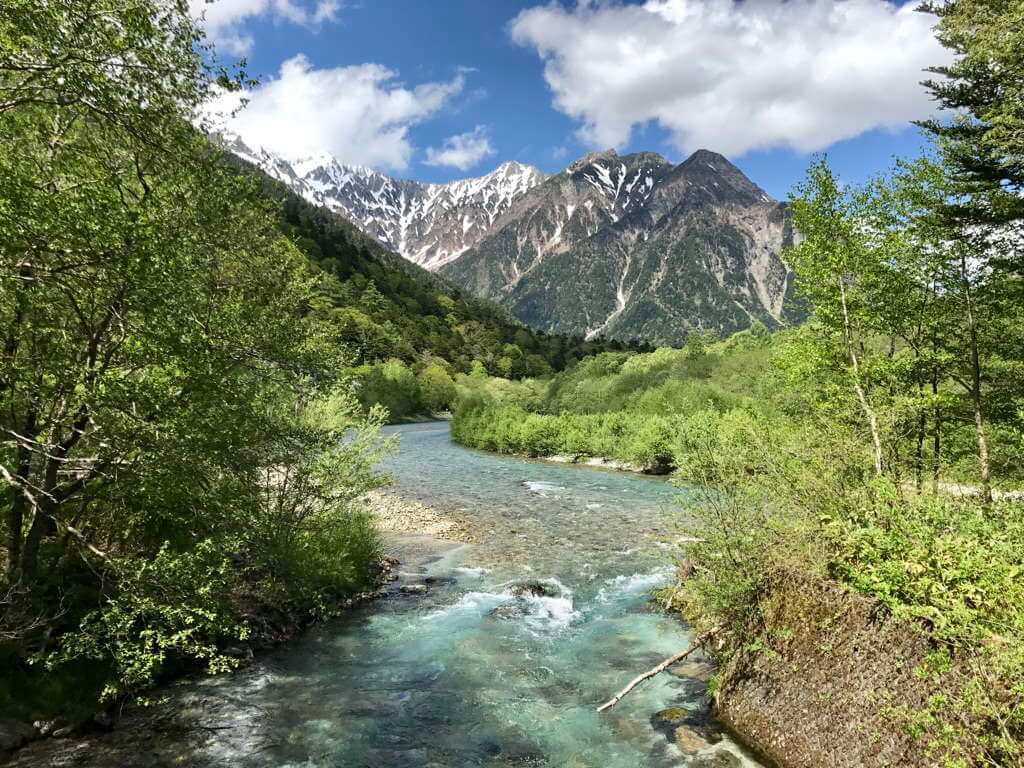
[223,133,547,271]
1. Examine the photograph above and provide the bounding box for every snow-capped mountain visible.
[226,135,792,344]
[226,135,547,270]
[441,148,794,344]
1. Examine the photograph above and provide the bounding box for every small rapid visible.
[21,423,762,767]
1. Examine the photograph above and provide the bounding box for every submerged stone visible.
[691,750,743,768]
[508,580,559,598]
[673,725,710,755]
[653,707,691,725]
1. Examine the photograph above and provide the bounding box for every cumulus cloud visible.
[510,0,950,157]
[190,0,341,55]
[205,55,464,170]
[424,126,496,170]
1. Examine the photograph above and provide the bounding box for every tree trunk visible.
[18,446,60,582]
[931,370,941,495]
[838,276,884,476]
[915,403,926,493]
[960,254,992,504]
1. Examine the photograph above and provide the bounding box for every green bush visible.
[417,363,457,412]
[353,359,424,421]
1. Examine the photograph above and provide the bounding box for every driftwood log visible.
[596,628,720,713]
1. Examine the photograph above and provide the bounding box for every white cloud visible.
[205,55,463,170]
[424,126,496,170]
[510,0,951,157]
[190,0,341,55]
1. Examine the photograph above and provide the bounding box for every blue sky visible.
[200,0,946,200]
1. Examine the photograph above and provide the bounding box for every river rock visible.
[668,660,713,682]
[0,720,37,751]
[400,583,428,595]
[691,750,742,768]
[488,602,528,620]
[673,726,710,755]
[653,707,691,725]
[508,580,557,598]
[423,576,456,586]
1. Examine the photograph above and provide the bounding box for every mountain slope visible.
[440,149,794,344]
[224,150,642,378]
[226,136,793,346]
[227,135,547,270]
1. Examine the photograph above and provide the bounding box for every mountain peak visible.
[677,148,773,204]
[567,148,619,173]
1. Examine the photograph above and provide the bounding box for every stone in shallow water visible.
[691,749,743,768]
[653,707,692,725]
[673,725,710,755]
[507,580,558,598]
[669,660,714,682]
[488,603,528,620]
[400,583,428,594]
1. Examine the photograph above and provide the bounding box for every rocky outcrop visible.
[714,571,991,768]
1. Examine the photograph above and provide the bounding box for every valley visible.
[231,139,793,344]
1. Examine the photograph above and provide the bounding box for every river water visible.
[10,422,760,768]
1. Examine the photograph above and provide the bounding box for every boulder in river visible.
[488,603,529,621]
[690,749,742,768]
[400,583,428,595]
[507,580,558,598]
[653,707,691,725]
[673,725,711,755]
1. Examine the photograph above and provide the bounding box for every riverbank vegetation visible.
[0,0,404,721]
[452,1,1024,762]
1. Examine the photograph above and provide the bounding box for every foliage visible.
[417,363,457,413]
[0,0,388,715]
[920,0,1024,226]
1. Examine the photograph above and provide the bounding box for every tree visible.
[919,0,1024,228]
[417,364,457,412]
[788,161,889,476]
[0,0,386,698]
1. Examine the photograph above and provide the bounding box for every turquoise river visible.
[10,422,763,768]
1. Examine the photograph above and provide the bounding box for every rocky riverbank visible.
[364,488,477,542]
[711,570,999,768]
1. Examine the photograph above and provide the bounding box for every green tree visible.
[0,0,387,703]
[417,363,457,412]
[920,0,1024,227]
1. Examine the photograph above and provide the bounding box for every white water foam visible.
[453,566,491,577]
[424,577,580,634]
[522,480,567,497]
[595,566,675,603]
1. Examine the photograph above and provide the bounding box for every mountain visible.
[224,149,643,381]
[440,148,794,344]
[227,136,793,345]
[226,135,547,270]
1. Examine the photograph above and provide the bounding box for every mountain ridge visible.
[225,136,793,344]
[226,134,548,270]
[441,147,793,343]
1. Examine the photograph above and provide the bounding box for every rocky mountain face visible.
[226,135,547,270]
[227,136,792,344]
[441,149,794,344]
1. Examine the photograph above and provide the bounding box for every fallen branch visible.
[596,627,721,713]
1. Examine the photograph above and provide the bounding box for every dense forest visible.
[452,0,1024,763]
